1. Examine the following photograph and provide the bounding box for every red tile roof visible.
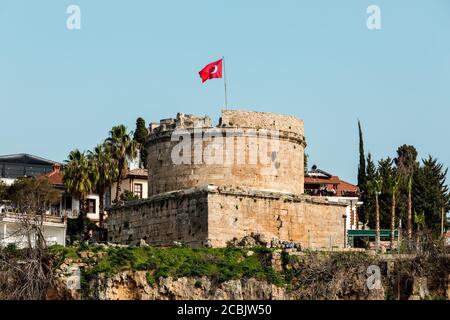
[45,170,63,185]
[44,164,64,186]
[305,172,359,197]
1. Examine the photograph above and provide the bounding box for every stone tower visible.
[107,110,347,249]
[146,110,306,196]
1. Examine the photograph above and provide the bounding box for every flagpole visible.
[223,56,228,109]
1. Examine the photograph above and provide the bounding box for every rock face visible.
[84,272,288,301]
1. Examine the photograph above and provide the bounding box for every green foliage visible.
[357,121,367,222]
[363,153,378,225]
[361,144,449,235]
[105,125,139,202]
[194,279,203,288]
[120,190,139,202]
[8,176,60,215]
[304,153,309,176]
[133,117,149,169]
[395,145,418,177]
[413,156,450,234]
[357,121,367,195]
[55,246,288,287]
[133,118,148,143]
[146,271,157,287]
[377,157,396,229]
[0,180,8,200]
[5,243,18,256]
[63,150,95,202]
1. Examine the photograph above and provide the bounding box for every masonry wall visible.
[107,188,209,246]
[107,187,347,249]
[207,188,346,249]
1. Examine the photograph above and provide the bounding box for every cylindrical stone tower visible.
[146,110,306,196]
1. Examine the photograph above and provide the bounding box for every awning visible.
[348,229,399,238]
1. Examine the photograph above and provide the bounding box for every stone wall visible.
[207,186,346,249]
[108,186,347,249]
[107,187,209,246]
[220,110,305,136]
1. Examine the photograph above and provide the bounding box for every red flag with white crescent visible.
[198,59,223,83]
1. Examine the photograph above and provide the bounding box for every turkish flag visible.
[199,59,223,83]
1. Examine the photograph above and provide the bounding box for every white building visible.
[0,154,68,247]
[0,213,66,248]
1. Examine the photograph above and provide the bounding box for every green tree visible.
[364,153,377,226]
[304,153,309,176]
[377,158,396,229]
[357,120,367,222]
[8,176,59,249]
[63,149,95,240]
[390,176,400,250]
[368,178,383,250]
[133,117,149,169]
[105,125,139,203]
[413,156,450,235]
[120,190,139,202]
[88,144,117,230]
[395,145,418,239]
[0,180,7,201]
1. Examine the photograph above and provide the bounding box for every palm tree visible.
[105,125,139,203]
[407,175,413,240]
[369,178,383,251]
[390,177,400,250]
[88,144,117,230]
[63,149,95,240]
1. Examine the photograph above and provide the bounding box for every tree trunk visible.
[99,192,105,229]
[407,188,412,240]
[390,192,396,250]
[115,168,122,203]
[81,197,89,241]
[375,193,380,251]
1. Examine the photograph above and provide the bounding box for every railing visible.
[0,211,65,224]
[305,189,360,198]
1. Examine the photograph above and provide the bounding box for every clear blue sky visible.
[1,0,449,183]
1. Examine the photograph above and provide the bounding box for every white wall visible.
[0,178,16,186]
[0,220,66,248]
[70,193,101,221]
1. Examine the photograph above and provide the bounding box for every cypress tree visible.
[357,121,367,192]
[357,120,367,223]
[134,117,149,168]
[364,153,377,228]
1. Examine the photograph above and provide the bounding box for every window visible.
[87,199,96,213]
[64,196,72,210]
[134,183,143,199]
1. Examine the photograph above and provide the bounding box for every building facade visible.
[304,166,362,231]
[0,154,67,247]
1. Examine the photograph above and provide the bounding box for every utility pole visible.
[442,208,445,237]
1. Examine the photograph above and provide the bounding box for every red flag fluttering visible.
[198,59,223,83]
